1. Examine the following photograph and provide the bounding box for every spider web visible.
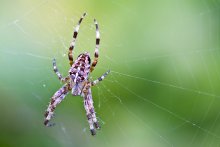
[1,0,220,147]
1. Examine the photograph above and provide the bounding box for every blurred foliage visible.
[1,0,220,147]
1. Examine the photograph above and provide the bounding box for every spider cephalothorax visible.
[44,13,110,136]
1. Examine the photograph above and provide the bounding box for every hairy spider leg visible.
[68,12,87,66]
[44,83,70,126]
[90,19,100,72]
[82,83,100,135]
[53,58,69,82]
[90,70,111,129]
[92,70,110,86]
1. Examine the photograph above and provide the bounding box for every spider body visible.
[69,52,91,95]
[44,13,110,136]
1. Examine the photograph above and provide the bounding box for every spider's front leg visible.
[68,12,87,66]
[44,83,70,126]
[53,58,69,83]
[82,82,100,136]
[90,19,100,72]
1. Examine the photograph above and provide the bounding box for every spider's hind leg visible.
[44,83,70,126]
[82,82,100,135]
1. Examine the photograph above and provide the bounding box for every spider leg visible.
[68,12,87,66]
[90,19,100,72]
[82,83,100,135]
[92,70,110,86]
[53,58,69,82]
[44,83,70,126]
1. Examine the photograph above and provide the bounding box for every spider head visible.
[83,51,90,56]
[80,52,91,63]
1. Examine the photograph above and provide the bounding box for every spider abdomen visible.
[69,52,91,95]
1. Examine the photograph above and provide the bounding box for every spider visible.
[44,12,110,136]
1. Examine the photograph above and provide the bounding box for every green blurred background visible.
[1,0,220,146]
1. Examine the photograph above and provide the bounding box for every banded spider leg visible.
[90,19,100,72]
[68,12,87,66]
[44,83,71,126]
[53,58,69,82]
[82,70,110,135]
